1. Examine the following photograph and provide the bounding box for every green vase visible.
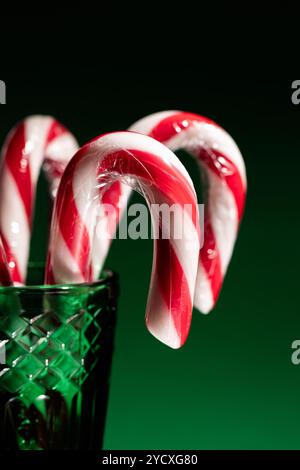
[0,269,118,450]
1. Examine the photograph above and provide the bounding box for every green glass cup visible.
[0,267,118,450]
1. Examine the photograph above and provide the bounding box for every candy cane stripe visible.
[0,115,78,283]
[130,111,247,313]
[4,123,32,222]
[0,234,12,286]
[46,131,200,348]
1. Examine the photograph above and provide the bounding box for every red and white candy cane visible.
[130,111,247,313]
[0,116,78,284]
[91,177,132,278]
[0,234,12,286]
[45,131,200,349]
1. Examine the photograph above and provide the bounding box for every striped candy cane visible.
[46,131,200,349]
[0,234,12,286]
[91,178,132,278]
[0,116,78,284]
[130,111,247,313]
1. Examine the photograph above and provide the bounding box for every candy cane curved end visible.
[46,131,200,349]
[130,111,247,314]
[0,115,78,283]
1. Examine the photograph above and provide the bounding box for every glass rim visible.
[0,267,117,294]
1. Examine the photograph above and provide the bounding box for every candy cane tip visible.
[146,315,184,349]
[194,292,215,315]
[147,327,182,349]
[198,307,212,315]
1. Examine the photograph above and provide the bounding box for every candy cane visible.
[130,111,247,313]
[0,234,12,286]
[0,116,78,284]
[45,131,200,349]
[91,178,132,278]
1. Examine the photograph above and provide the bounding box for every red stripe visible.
[149,112,219,142]
[48,139,198,332]
[0,230,22,284]
[59,144,198,284]
[98,149,199,229]
[155,233,192,346]
[102,180,122,228]
[51,155,92,282]
[45,262,55,285]
[147,112,246,305]
[0,263,11,286]
[45,264,55,285]
[86,131,196,202]
[0,237,12,286]
[87,263,93,282]
[96,143,195,344]
[44,120,70,180]
[3,123,33,224]
[199,210,223,302]
[148,112,245,221]
[198,148,245,221]
[43,160,66,180]
[46,120,68,144]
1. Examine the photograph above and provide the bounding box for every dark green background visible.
[0,14,299,449]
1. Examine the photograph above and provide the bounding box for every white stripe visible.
[44,133,79,197]
[150,199,199,298]
[25,116,53,186]
[92,219,111,276]
[205,167,238,274]
[119,183,132,208]
[146,273,181,349]
[194,263,214,314]
[0,169,30,280]
[45,133,78,163]
[72,149,100,241]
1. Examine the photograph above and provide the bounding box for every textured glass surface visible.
[0,271,118,450]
